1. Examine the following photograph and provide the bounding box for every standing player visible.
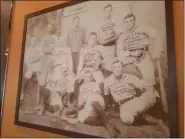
[67,16,87,74]
[51,36,73,73]
[117,15,159,87]
[50,36,74,107]
[21,37,42,103]
[35,22,59,111]
[20,18,48,104]
[117,13,164,67]
[97,4,120,77]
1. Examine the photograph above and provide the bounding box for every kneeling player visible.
[104,58,158,125]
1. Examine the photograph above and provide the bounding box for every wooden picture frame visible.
[14,0,178,138]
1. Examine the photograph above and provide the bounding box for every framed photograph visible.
[15,0,178,138]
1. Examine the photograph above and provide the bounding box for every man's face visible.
[73,17,80,29]
[129,49,143,57]
[104,6,112,19]
[124,16,136,31]
[88,35,97,46]
[112,62,123,77]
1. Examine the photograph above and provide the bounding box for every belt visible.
[119,96,135,105]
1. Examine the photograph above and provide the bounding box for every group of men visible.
[21,4,165,137]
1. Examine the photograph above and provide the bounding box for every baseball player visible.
[117,24,159,87]
[65,68,118,137]
[97,4,120,77]
[71,32,105,107]
[38,63,75,116]
[117,13,164,66]
[34,23,59,111]
[77,32,104,84]
[51,36,73,72]
[66,16,87,74]
[21,37,43,103]
[77,68,105,123]
[49,36,74,107]
[104,58,159,125]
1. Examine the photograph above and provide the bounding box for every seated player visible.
[65,68,118,137]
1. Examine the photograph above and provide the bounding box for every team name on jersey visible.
[84,51,100,67]
[123,31,148,50]
[55,78,68,91]
[100,22,116,32]
[109,82,136,96]
[82,86,100,95]
[53,50,68,56]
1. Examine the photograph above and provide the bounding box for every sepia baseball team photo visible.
[18,1,170,138]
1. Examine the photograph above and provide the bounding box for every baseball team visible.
[20,4,166,137]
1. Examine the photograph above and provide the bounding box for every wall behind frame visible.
[1,0,184,138]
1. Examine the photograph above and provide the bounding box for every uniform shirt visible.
[46,71,75,93]
[78,82,102,107]
[117,27,149,58]
[104,74,149,103]
[66,27,87,53]
[77,45,102,73]
[98,18,119,71]
[38,35,58,85]
[51,46,73,72]
[24,46,42,74]
[117,26,164,61]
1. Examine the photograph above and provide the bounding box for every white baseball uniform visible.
[39,34,58,86]
[24,46,42,80]
[46,65,75,94]
[77,46,104,84]
[117,26,164,61]
[77,82,105,123]
[77,46,102,73]
[98,18,119,71]
[104,74,158,125]
[117,27,160,88]
[51,46,73,73]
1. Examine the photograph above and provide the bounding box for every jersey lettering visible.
[109,82,136,97]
